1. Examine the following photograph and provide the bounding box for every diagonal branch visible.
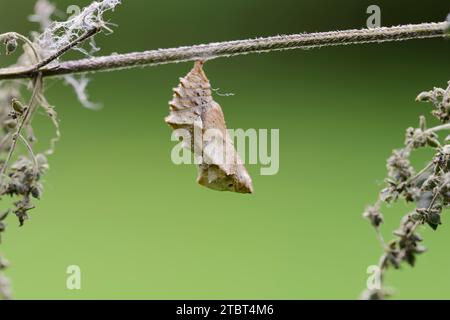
[0,21,449,81]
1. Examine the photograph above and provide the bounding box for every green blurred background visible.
[0,0,449,299]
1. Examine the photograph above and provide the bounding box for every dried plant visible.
[0,0,120,299]
[166,61,253,193]
[0,0,448,300]
[361,81,450,300]
[0,209,11,300]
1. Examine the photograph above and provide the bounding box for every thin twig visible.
[35,26,102,70]
[0,32,41,63]
[18,134,38,170]
[0,21,448,80]
[0,74,42,185]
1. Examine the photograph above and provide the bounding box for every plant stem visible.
[374,227,386,249]
[18,134,38,170]
[408,161,434,184]
[0,32,41,63]
[0,21,448,80]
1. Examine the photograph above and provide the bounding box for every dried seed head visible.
[410,212,423,222]
[30,185,42,199]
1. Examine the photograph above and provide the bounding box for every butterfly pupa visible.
[165,61,253,194]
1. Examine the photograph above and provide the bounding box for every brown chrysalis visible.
[165,61,253,194]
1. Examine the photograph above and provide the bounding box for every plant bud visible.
[3,35,17,55]
[11,98,26,114]
[414,245,427,254]
[415,91,432,102]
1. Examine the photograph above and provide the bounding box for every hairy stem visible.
[0,21,448,80]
